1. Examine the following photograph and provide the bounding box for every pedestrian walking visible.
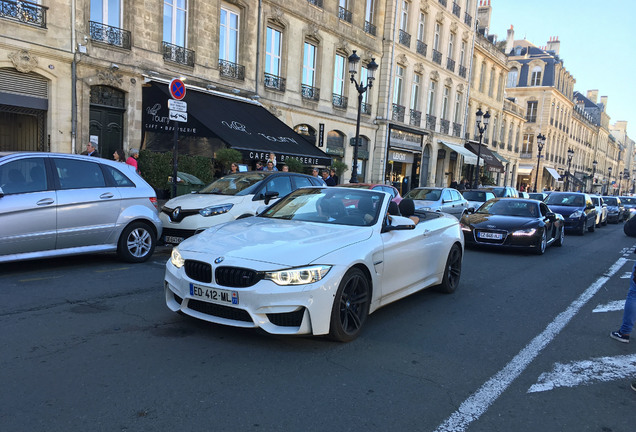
[610,261,636,343]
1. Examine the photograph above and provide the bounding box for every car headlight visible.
[170,248,185,268]
[569,210,583,218]
[264,265,332,286]
[199,203,233,217]
[512,228,537,236]
[460,223,472,232]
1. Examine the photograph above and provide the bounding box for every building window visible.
[163,0,188,47]
[453,92,462,123]
[411,73,421,111]
[303,42,317,87]
[441,86,450,120]
[496,73,503,101]
[530,66,542,86]
[488,68,494,97]
[478,62,486,92]
[490,116,497,144]
[433,22,441,51]
[400,1,409,31]
[394,65,404,105]
[417,11,426,41]
[447,32,455,60]
[91,0,121,27]
[333,53,346,97]
[526,101,538,122]
[522,133,534,154]
[364,0,376,33]
[459,41,466,66]
[427,80,436,115]
[219,4,239,62]
[265,26,282,77]
[506,67,518,87]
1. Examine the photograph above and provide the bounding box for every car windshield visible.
[404,188,441,201]
[489,188,506,197]
[545,193,585,207]
[604,197,618,206]
[591,197,600,206]
[260,188,384,227]
[462,191,488,201]
[622,197,636,205]
[198,172,268,196]
[477,200,539,218]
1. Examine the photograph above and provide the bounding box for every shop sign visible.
[389,150,414,163]
[389,128,423,150]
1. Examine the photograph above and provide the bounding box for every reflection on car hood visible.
[178,217,372,266]
[412,199,439,208]
[546,205,581,217]
[464,214,538,230]
[164,193,246,210]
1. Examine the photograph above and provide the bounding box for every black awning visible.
[143,82,331,166]
[465,141,504,173]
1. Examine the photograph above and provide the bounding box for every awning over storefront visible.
[439,141,480,165]
[493,151,509,164]
[142,82,331,165]
[465,141,504,173]
[544,167,561,180]
[518,165,534,175]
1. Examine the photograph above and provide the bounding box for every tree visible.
[215,148,242,173]
[284,158,304,173]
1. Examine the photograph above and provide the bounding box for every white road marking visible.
[620,271,631,279]
[434,257,627,432]
[528,354,636,393]
[593,300,626,313]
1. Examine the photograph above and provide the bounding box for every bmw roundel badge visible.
[214,257,224,264]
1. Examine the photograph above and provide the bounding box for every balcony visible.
[399,30,411,48]
[332,93,347,109]
[410,109,422,127]
[416,40,427,57]
[452,2,461,17]
[526,114,537,123]
[426,114,436,130]
[0,0,47,28]
[464,12,472,27]
[446,58,455,73]
[338,6,352,23]
[438,0,447,7]
[364,21,376,36]
[219,59,245,80]
[440,119,450,135]
[89,21,131,49]
[432,49,442,65]
[301,84,320,101]
[307,0,323,7]
[361,102,371,115]
[392,104,406,122]
[163,42,195,67]
[453,122,462,137]
[264,73,286,92]
[459,65,467,78]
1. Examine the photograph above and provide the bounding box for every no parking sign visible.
[169,78,186,100]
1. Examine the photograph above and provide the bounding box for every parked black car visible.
[545,192,596,235]
[602,196,626,223]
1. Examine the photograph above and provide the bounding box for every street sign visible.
[169,110,188,122]
[168,99,187,111]
[169,78,186,100]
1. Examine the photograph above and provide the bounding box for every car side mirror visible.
[546,211,556,221]
[263,191,279,205]
[466,207,475,214]
[381,215,416,233]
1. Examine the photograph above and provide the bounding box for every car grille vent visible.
[215,266,263,288]
[184,260,212,283]
[188,299,252,322]
[267,309,305,327]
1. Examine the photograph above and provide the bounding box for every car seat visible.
[398,198,419,224]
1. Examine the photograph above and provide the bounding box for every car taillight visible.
[149,197,158,210]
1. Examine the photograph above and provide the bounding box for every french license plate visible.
[190,283,239,305]
[164,235,185,245]
[478,232,503,240]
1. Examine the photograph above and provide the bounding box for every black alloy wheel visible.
[436,244,462,293]
[329,268,371,342]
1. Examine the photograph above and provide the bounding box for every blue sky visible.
[488,0,636,137]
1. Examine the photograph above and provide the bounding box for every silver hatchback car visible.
[402,186,469,218]
[0,152,162,263]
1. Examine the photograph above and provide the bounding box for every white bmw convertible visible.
[164,187,464,341]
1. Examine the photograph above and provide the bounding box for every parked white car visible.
[590,195,608,227]
[164,187,464,341]
[402,187,469,219]
[160,171,325,245]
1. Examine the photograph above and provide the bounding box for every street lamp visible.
[347,50,378,183]
[474,108,490,188]
[608,166,613,195]
[592,159,598,193]
[565,147,574,191]
[534,133,545,192]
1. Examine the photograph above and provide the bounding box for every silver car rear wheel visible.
[117,222,156,263]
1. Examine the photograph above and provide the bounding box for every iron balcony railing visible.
[392,104,405,122]
[432,49,442,65]
[364,21,376,36]
[301,84,320,101]
[307,0,323,8]
[452,2,461,17]
[332,93,348,109]
[440,119,450,135]
[163,42,195,67]
[264,73,286,92]
[219,59,245,80]
[410,109,422,127]
[89,21,131,49]
[361,102,371,115]
[453,122,462,137]
[0,0,47,28]
[338,6,352,23]
[399,29,411,47]
[464,12,472,27]
[446,58,455,72]
[416,40,427,57]
[458,65,467,78]
[426,114,436,130]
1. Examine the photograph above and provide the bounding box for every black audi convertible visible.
[460,198,565,255]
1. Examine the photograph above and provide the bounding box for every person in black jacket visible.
[321,170,336,186]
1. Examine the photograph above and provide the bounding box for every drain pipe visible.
[380,5,400,183]
[254,0,262,97]
[70,0,78,153]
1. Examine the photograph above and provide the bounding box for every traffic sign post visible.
[169,78,187,197]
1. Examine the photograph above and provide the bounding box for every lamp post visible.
[608,166,613,195]
[474,108,490,189]
[534,133,545,192]
[591,159,597,194]
[347,50,378,183]
[565,147,574,191]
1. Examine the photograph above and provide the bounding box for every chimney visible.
[505,25,515,54]
[477,0,492,34]
[587,90,598,104]
[600,96,608,110]
[546,36,560,55]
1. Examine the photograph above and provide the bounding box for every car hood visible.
[412,199,440,209]
[163,192,247,210]
[463,214,538,230]
[546,205,584,217]
[178,217,373,266]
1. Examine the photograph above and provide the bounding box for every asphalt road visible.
[1,222,635,432]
